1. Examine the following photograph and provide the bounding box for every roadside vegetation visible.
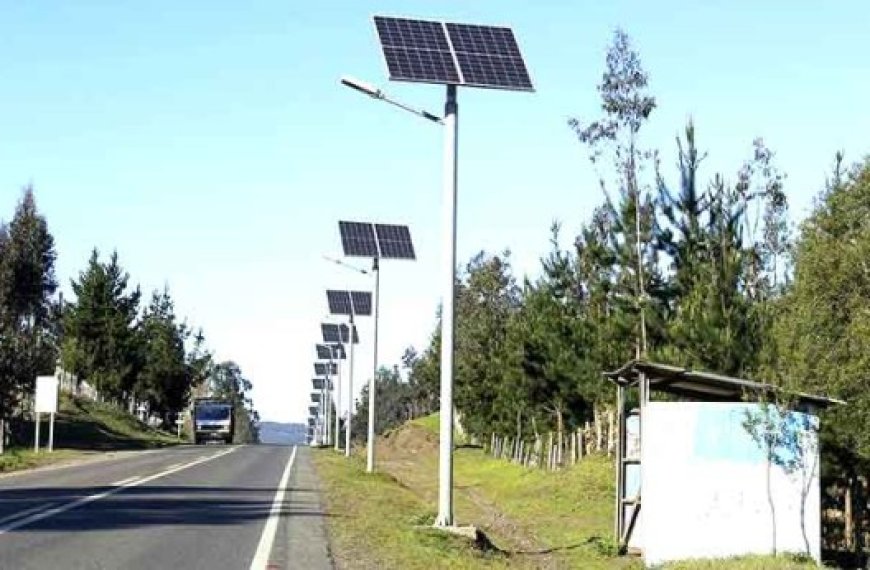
[344,27,870,562]
[0,187,260,455]
[316,415,819,569]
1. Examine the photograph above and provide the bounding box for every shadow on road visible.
[0,484,334,533]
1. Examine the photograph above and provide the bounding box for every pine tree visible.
[0,187,58,446]
[63,250,142,402]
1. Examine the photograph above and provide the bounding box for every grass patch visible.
[663,553,818,569]
[317,419,822,569]
[2,394,180,474]
[312,449,512,570]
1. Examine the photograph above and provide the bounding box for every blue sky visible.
[1,1,867,422]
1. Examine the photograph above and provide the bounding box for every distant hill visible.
[258,421,307,445]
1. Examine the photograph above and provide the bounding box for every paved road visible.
[0,444,332,570]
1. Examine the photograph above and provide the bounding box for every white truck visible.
[193,398,234,444]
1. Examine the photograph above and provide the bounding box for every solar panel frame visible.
[321,323,341,343]
[326,290,353,315]
[374,16,460,86]
[372,15,534,92]
[340,323,359,344]
[445,22,534,92]
[338,221,379,257]
[350,291,373,316]
[374,224,416,259]
[314,362,337,376]
[330,343,346,360]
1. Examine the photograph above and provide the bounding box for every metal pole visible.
[435,84,458,528]
[325,358,332,447]
[34,412,40,453]
[345,315,355,457]
[335,351,343,452]
[367,258,380,473]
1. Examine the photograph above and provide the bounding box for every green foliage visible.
[773,159,870,469]
[209,361,259,443]
[0,187,58,424]
[63,249,142,402]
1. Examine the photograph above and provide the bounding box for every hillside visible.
[1,394,179,474]
[259,421,307,445]
[312,414,818,570]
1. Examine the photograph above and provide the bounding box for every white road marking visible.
[249,446,297,570]
[0,447,238,536]
[164,463,183,471]
[112,476,140,486]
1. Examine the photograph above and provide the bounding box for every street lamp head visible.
[341,76,383,99]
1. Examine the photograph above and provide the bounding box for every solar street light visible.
[337,220,416,474]
[344,15,533,527]
[326,290,370,457]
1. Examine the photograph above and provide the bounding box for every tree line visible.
[358,30,870,478]
[0,188,259,448]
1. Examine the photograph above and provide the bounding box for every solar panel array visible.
[373,16,533,92]
[314,362,338,376]
[338,221,379,257]
[321,323,340,343]
[316,344,332,360]
[326,290,353,315]
[373,16,459,85]
[326,289,372,316]
[340,323,359,344]
[339,220,415,260]
[350,291,373,316]
[375,224,416,259]
[330,343,346,360]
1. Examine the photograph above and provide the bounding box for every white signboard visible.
[638,402,820,566]
[35,375,59,414]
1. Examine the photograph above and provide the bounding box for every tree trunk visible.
[845,477,854,551]
[0,419,4,455]
[556,407,564,467]
[578,428,585,461]
[767,454,777,555]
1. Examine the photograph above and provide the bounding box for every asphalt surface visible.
[0,444,332,570]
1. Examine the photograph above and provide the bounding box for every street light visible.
[342,15,533,528]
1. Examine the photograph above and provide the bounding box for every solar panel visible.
[445,23,533,91]
[375,224,416,259]
[308,417,316,426]
[374,16,460,85]
[326,290,353,315]
[312,378,325,390]
[330,343,346,360]
[314,362,337,376]
[316,344,332,360]
[372,16,533,92]
[339,323,359,344]
[321,323,341,343]
[338,221,379,257]
[350,291,373,316]
[310,392,321,403]
[308,405,318,415]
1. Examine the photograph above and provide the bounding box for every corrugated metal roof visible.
[603,360,845,408]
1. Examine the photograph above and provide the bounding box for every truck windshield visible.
[196,405,231,421]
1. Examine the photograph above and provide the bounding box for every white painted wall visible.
[636,402,820,566]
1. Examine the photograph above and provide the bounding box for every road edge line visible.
[249,445,298,570]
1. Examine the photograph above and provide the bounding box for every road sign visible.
[35,376,58,413]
